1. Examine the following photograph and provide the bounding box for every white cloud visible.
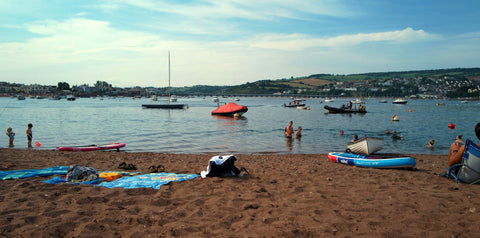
[246,28,442,51]
[0,15,476,88]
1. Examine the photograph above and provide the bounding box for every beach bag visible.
[200,155,248,178]
[456,140,480,184]
[66,165,99,183]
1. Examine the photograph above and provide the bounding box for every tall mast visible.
[168,51,171,88]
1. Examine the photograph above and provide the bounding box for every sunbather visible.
[447,123,480,168]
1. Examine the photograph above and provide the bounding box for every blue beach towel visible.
[0,166,69,180]
[96,172,199,189]
[42,176,104,185]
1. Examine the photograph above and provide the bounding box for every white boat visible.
[347,137,384,155]
[392,98,408,104]
[66,95,76,101]
[351,98,365,104]
[297,105,310,110]
[142,51,186,109]
[151,95,158,101]
[325,98,334,102]
[212,97,219,103]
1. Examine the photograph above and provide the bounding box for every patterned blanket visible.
[96,172,199,189]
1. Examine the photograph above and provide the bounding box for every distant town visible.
[2,68,480,99]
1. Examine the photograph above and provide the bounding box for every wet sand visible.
[0,149,479,237]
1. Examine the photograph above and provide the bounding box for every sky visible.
[0,0,479,88]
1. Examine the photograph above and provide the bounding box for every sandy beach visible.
[1,149,479,237]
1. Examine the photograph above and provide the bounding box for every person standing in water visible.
[26,124,33,147]
[284,121,294,138]
[295,126,302,138]
[6,127,15,147]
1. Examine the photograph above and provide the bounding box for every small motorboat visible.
[324,105,366,113]
[283,103,306,108]
[392,98,408,104]
[211,102,248,117]
[297,105,310,110]
[346,137,384,155]
[392,115,399,121]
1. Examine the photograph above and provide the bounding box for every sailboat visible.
[142,51,186,109]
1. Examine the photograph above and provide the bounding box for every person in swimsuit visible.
[284,121,294,138]
[448,135,464,161]
[6,127,15,147]
[26,124,33,147]
[295,126,302,138]
[448,124,480,169]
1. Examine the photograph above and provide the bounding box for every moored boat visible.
[392,98,408,104]
[347,137,384,155]
[142,104,185,109]
[297,105,310,110]
[283,103,306,108]
[324,105,366,113]
[211,102,248,117]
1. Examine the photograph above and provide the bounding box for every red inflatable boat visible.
[211,102,248,117]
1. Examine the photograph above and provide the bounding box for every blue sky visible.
[0,0,479,87]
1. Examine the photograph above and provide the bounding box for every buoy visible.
[408,109,412,112]
[448,123,455,129]
[35,141,41,147]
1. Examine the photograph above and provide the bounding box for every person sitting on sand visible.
[448,129,479,169]
[284,121,294,138]
[295,126,302,138]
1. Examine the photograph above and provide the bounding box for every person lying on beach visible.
[448,123,480,169]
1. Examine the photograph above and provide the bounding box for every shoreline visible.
[1,149,479,237]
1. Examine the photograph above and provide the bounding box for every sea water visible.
[0,96,478,155]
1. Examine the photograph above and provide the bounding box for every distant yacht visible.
[392,98,408,104]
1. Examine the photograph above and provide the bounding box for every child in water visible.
[26,124,33,147]
[295,126,302,138]
[6,127,15,147]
